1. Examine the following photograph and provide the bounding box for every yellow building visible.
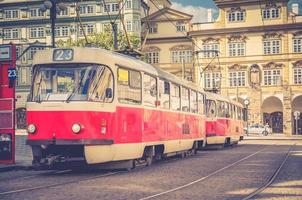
[142,1,194,80]
[190,0,302,135]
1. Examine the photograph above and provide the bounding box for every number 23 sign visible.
[8,68,17,80]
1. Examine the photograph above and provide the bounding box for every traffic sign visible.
[294,111,300,118]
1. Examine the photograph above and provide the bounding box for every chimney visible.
[207,9,212,22]
[292,3,299,15]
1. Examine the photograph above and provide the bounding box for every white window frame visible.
[4,10,19,19]
[171,50,192,64]
[58,8,68,16]
[202,43,219,58]
[262,7,280,19]
[3,28,20,39]
[229,71,246,87]
[29,8,44,18]
[146,51,159,64]
[28,47,44,60]
[263,40,281,55]
[125,0,132,9]
[126,21,132,31]
[263,69,282,86]
[293,68,302,85]
[55,26,70,37]
[176,22,186,32]
[29,27,45,38]
[228,10,245,22]
[79,5,94,15]
[228,42,245,56]
[149,23,158,34]
[293,38,302,53]
[204,72,220,89]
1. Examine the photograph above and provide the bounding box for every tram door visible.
[0,45,16,164]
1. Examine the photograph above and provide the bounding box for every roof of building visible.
[142,7,193,22]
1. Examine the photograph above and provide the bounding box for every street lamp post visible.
[40,1,66,48]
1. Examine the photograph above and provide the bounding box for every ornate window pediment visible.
[262,62,285,69]
[144,46,161,52]
[170,45,192,51]
[228,34,247,42]
[204,65,222,71]
[264,3,281,10]
[293,60,302,68]
[228,64,248,71]
[263,32,283,40]
[202,37,220,44]
[293,31,302,37]
[227,7,245,13]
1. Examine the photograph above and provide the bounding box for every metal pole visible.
[182,58,185,80]
[50,0,56,48]
[112,23,118,50]
[296,117,299,135]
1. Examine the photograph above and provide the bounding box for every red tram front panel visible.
[0,44,16,164]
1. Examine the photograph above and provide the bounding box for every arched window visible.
[227,7,246,22]
[144,46,160,64]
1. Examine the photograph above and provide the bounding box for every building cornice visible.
[145,36,192,44]
[213,0,289,7]
[189,23,302,37]
[0,15,116,27]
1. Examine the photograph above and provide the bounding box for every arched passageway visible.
[262,96,283,133]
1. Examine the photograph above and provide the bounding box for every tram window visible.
[190,91,198,113]
[233,104,237,119]
[217,101,226,117]
[143,74,157,107]
[237,107,242,120]
[88,67,113,102]
[206,99,216,118]
[181,87,190,112]
[31,64,112,102]
[117,68,142,105]
[159,79,170,109]
[198,93,204,115]
[171,83,180,111]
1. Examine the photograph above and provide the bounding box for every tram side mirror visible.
[105,88,113,99]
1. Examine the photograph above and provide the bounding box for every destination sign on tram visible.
[53,49,73,61]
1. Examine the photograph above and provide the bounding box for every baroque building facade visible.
[190,0,302,135]
[0,0,148,129]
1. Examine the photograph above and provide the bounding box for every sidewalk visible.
[0,130,32,172]
[244,133,302,140]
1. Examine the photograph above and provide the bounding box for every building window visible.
[202,43,219,58]
[17,67,31,86]
[262,7,280,19]
[176,22,186,32]
[293,38,302,53]
[78,24,94,36]
[263,40,281,55]
[104,3,119,12]
[3,28,19,39]
[204,72,220,89]
[125,0,132,9]
[28,47,44,60]
[146,51,159,64]
[58,8,68,16]
[229,71,246,87]
[126,21,132,31]
[294,68,302,84]
[4,10,19,19]
[228,10,245,22]
[263,69,282,86]
[171,50,192,64]
[29,27,45,38]
[29,8,44,17]
[55,26,70,37]
[149,23,158,34]
[133,0,140,9]
[228,42,245,56]
[79,5,94,14]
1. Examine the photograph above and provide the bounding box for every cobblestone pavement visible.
[0,138,301,200]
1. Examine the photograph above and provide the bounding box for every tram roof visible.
[33,47,204,93]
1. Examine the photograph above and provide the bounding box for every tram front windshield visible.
[31,64,113,102]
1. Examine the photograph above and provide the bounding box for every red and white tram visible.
[205,93,245,147]
[26,47,207,168]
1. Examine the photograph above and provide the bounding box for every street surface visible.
[0,137,301,200]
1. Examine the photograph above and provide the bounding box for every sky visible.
[171,0,302,23]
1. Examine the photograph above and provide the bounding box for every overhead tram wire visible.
[75,1,89,45]
[148,0,222,80]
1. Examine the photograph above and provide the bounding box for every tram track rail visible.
[138,146,269,200]
[0,171,121,196]
[242,144,295,200]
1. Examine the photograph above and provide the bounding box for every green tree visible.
[56,26,141,50]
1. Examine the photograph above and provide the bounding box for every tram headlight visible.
[27,124,36,134]
[72,123,81,134]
